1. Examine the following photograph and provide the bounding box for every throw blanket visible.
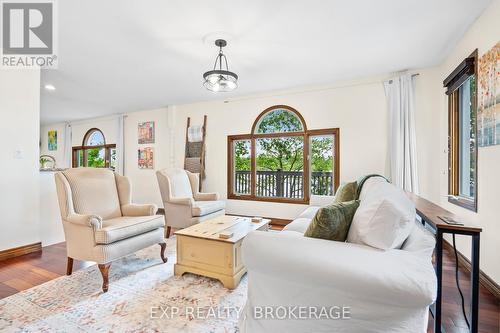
[187,125,203,142]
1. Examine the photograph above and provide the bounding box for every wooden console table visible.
[406,192,482,333]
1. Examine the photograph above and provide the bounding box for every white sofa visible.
[240,178,437,333]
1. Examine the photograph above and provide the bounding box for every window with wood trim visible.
[72,128,117,170]
[228,105,339,204]
[443,50,478,211]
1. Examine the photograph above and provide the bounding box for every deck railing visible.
[234,170,334,197]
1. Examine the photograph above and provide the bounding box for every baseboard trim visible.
[0,242,42,261]
[443,240,500,301]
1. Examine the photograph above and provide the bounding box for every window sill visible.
[448,196,477,212]
[227,194,309,205]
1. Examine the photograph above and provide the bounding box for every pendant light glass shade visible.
[203,39,238,92]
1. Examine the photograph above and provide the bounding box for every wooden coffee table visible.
[174,215,270,289]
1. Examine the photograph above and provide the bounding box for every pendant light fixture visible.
[203,39,238,92]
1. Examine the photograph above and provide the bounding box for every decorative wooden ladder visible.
[184,115,207,191]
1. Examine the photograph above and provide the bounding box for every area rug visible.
[0,237,247,332]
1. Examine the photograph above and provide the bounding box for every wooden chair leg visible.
[159,242,168,263]
[98,263,111,293]
[165,226,172,239]
[66,257,74,276]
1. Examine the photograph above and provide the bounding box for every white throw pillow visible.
[358,176,388,201]
[347,182,415,250]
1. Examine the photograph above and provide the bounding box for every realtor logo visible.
[1,0,57,68]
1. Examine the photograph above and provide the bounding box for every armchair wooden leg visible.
[66,257,74,276]
[159,242,168,263]
[98,263,111,293]
[165,226,172,239]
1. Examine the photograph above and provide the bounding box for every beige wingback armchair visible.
[156,168,225,237]
[55,168,167,293]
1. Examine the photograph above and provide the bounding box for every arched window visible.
[85,129,105,146]
[72,128,117,170]
[253,106,305,134]
[228,105,339,204]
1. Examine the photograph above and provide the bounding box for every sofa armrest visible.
[168,197,195,206]
[121,203,158,216]
[194,192,219,201]
[242,231,436,307]
[66,213,102,229]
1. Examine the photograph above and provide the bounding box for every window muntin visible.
[72,128,116,170]
[110,148,117,170]
[445,50,478,211]
[256,136,304,199]
[458,76,476,199]
[228,105,339,204]
[232,139,251,195]
[86,129,105,146]
[309,134,335,196]
[74,149,84,167]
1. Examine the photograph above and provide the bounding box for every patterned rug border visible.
[0,237,247,333]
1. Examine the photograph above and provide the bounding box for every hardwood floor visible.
[0,237,498,333]
[0,242,94,298]
[427,243,500,333]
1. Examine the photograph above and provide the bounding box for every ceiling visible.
[40,0,491,124]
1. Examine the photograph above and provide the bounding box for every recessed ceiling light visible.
[44,84,56,91]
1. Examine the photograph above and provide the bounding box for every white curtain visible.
[116,115,125,175]
[63,123,72,168]
[383,74,419,194]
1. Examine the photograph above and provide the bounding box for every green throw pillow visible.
[334,181,357,203]
[304,200,360,242]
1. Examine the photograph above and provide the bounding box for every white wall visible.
[124,107,173,207]
[41,77,389,221]
[40,171,65,246]
[173,79,389,219]
[416,0,500,283]
[40,116,120,169]
[414,69,443,204]
[40,122,66,167]
[36,0,498,284]
[41,109,173,207]
[71,117,118,147]
[0,69,41,251]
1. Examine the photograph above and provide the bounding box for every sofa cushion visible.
[304,200,359,241]
[401,221,435,258]
[347,181,415,250]
[334,181,357,203]
[282,218,312,233]
[191,200,225,217]
[95,215,164,244]
[296,206,320,219]
[62,168,122,220]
